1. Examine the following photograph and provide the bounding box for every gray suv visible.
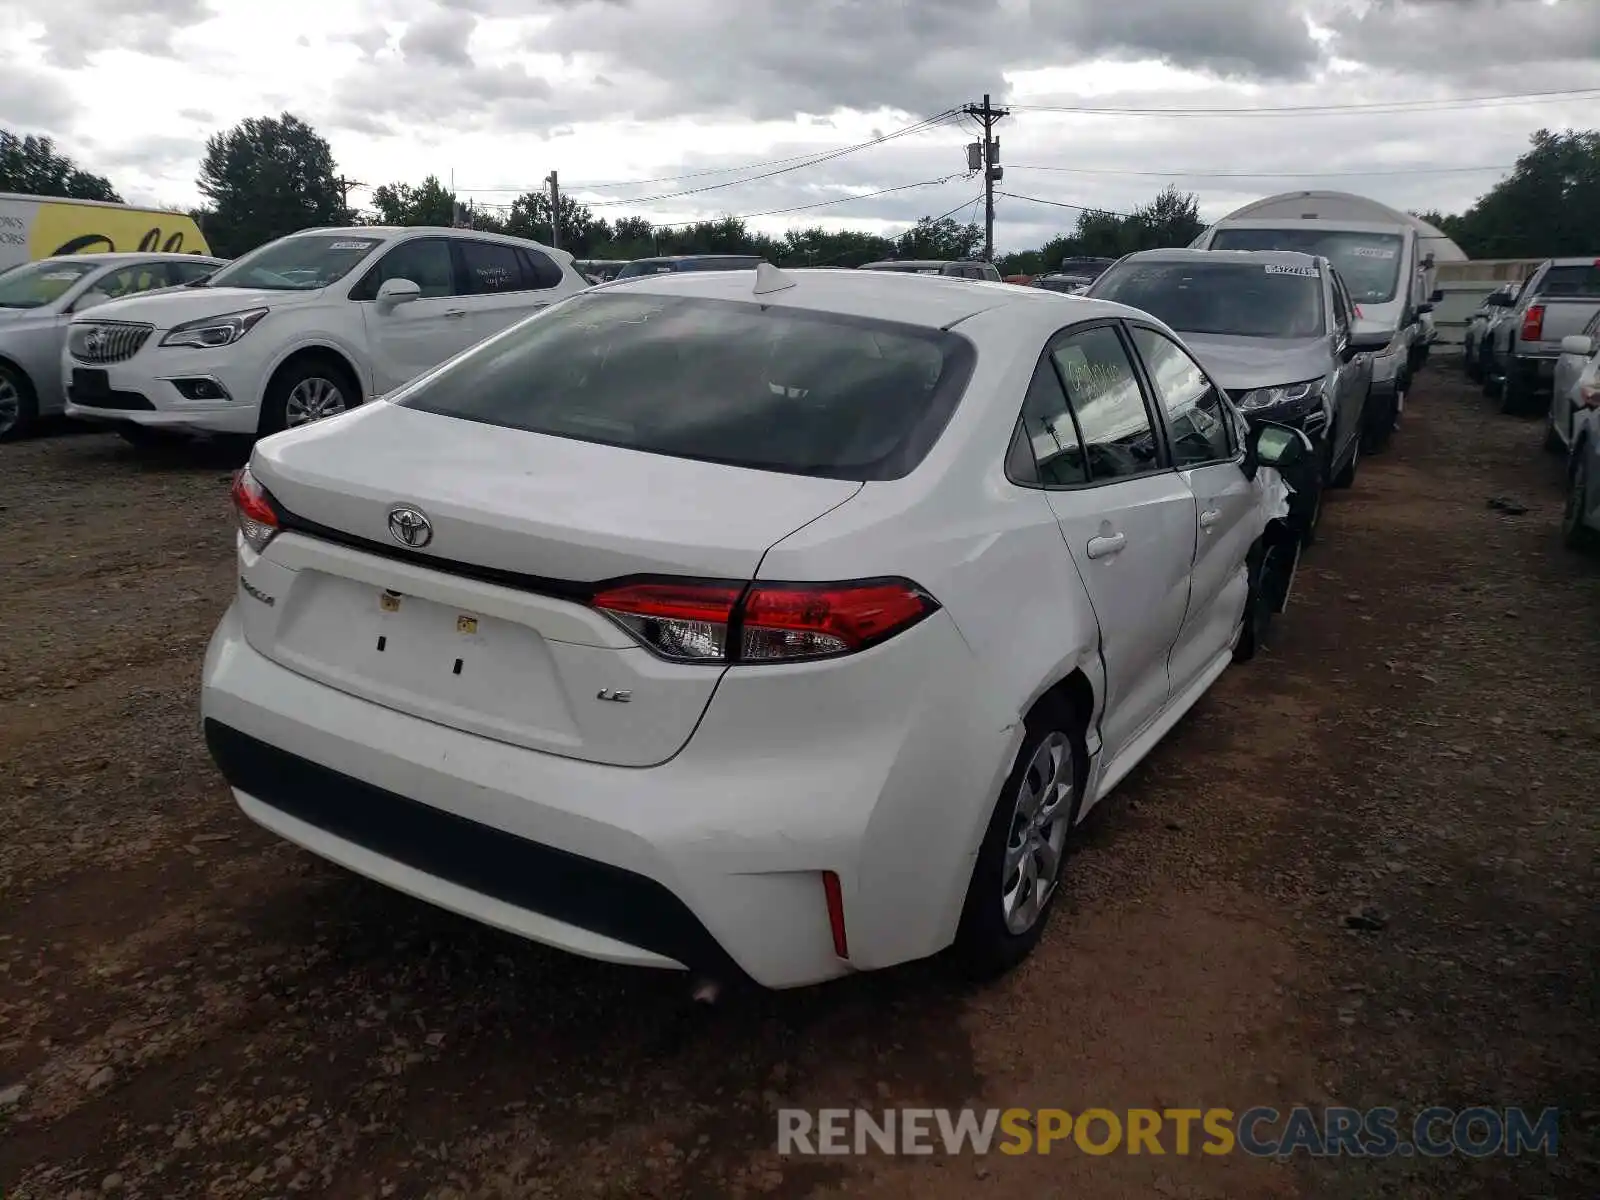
[1087,248,1385,544]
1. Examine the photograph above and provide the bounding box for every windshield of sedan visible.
[395,292,975,481]
[1089,260,1326,339]
[0,259,99,309]
[203,235,382,291]
[1209,228,1405,304]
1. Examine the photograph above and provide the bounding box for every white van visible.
[1190,192,1459,452]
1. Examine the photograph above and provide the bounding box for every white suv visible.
[61,226,587,442]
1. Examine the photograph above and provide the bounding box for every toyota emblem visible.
[387,506,433,548]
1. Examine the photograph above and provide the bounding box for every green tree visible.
[1130,184,1203,250]
[1432,129,1600,258]
[196,113,346,257]
[504,190,600,252]
[0,130,120,201]
[368,175,457,227]
[892,215,982,260]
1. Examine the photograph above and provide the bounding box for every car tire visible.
[1562,447,1596,552]
[952,697,1085,981]
[1234,533,1293,663]
[1331,433,1360,490]
[1500,365,1524,414]
[0,361,38,442]
[260,354,361,436]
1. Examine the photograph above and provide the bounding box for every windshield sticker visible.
[1265,264,1319,277]
[41,270,83,280]
[329,240,375,252]
[1351,246,1397,259]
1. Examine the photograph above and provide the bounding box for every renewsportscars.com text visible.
[777,1106,1561,1158]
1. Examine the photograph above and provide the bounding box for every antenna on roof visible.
[753,262,797,295]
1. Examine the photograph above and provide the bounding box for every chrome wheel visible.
[1001,731,1073,935]
[284,376,350,426]
[0,374,19,438]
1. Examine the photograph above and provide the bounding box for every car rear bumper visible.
[200,602,1013,988]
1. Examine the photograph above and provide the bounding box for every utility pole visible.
[334,176,365,214]
[962,93,1008,262]
[545,170,561,250]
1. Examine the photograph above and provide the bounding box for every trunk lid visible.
[242,403,862,767]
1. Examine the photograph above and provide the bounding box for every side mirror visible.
[1561,335,1594,357]
[1488,291,1515,308]
[1416,302,1434,315]
[1429,288,1444,304]
[72,290,111,314]
[375,277,422,309]
[1243,421,1314,482]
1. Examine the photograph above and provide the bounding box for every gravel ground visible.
[0,365,1595,1199]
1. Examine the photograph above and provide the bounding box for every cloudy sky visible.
[3,0,1599,252]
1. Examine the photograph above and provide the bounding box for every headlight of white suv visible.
[1234,379,1323,414]
[159,308,269,349]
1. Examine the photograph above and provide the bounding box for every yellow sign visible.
[456,615,479,635]
[28,200,211,260]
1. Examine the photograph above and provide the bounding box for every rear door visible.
[453,239,542,347]
[1126,323,1256,691]
[1018,321,1197,760]
[353,236,465,394]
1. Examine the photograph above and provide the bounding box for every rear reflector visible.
[592,577,938,664]
[822,870,848,959]
[231,466,279,553]
[1522,304,1545,343]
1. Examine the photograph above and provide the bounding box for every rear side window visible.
[395,293,976,481]
[518,248,566,290]
[1540,265,1600,298]
[459,240,526,295]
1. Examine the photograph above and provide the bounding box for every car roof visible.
[594,266,1144,331]
[632,255,761,264]
[1120,247,1325,270]
[1210,217,1409,236]
[1546,256,1600,267]
[34,252,225,267]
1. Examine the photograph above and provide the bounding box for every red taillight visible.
[591,581,742,662]
[739,580,936,661]
[1522,304,1545,342]
[591,577,938,664]
[822,870,849,959]
[231,465,279,553]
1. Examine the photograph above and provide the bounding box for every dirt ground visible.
[0,362,1595,1199]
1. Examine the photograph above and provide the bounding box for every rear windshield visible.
[1540,264,1600,298]
[1210,228,1404,305]
[395,292,976,480]
[1089,260,1325,339]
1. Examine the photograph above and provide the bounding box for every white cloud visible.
[0,0,1597,249]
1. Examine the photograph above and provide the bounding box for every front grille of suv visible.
[68,322,154,364]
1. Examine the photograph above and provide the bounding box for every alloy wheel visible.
[1001,731,1074,935]
[284,376,350,427]
[0,375,19,438]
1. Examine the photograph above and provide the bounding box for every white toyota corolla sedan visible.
[201,265,1307,990]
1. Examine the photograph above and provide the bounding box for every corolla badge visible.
[387,506,433,548]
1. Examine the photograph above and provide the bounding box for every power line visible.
[927,191,987,225]
[1008,162,1513,179]
[649,174,969,228]
[1008,86,1600,118]
[454,111,961,203]
[996,190,1134,218]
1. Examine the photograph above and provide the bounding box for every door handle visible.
[444,308,467,319]
[1086,532,1126,560]
[1199,508,1221,530]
